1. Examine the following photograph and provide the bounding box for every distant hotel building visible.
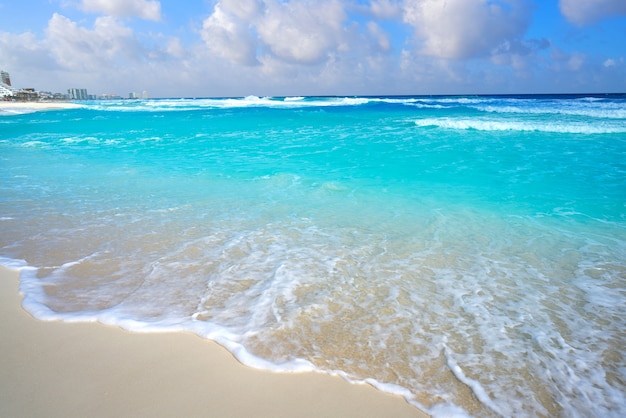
[1,70,11,86]
[1,69,15,97]
[129,91,148,99]
[68,88,89,100]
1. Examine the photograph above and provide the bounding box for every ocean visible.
[1,95,625,417]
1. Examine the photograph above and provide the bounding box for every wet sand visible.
[0,265,428,418]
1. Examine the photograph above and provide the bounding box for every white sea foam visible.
[8,206,623,417]
[78,96,626,125]
[414,117,626,134]
[475,102,626,119]
[0,256,29,270]
[0,108,36,115]
[87,96,321,111]
[81,95,453,112]
[443,344,503,416]
[428,403,475,418]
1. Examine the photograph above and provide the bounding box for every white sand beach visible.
[0,265,428,418]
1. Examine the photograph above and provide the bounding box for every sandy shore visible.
[0,101,83,113]
[0,265,428,418]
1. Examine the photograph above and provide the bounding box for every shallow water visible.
[1,95,625,417]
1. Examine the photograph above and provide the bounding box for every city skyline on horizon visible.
[1,68,151,100]
[1,0,625,98]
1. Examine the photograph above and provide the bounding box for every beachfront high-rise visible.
[0,69,14,97]
[1,70,11,86]
[68,88,89,100]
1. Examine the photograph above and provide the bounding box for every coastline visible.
[0,265,428,418]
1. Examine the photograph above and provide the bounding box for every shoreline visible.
[0,265,428,418]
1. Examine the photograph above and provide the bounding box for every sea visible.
[1,95,625,417]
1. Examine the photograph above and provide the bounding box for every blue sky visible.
[0,0,624,97]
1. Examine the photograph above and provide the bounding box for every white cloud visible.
[367,21,391,52]
[201,0,349,66]
[166,38,185,59]
[220,0,264,20]
[46,13,142,71]
[602,57,624,68]
[256,0,348,64]
[0,32,59,72]
[567,52,586,71]
[201,4,260,66]
[79,0,162,21]
[550,48,588,72]
[401,0,533,59]
[369,0,402,19]
[559,0,626,25]
[29,14,213,96]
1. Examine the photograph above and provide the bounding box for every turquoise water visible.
[1,95,625,417]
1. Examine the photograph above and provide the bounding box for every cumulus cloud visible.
[566,52,586,71]
[219,0,264,20]
[603,58,616,67]
[559,0,626,25]
[201,3,260,66]
[79,0,162,21]
[257,0,348,64]
[0,32,59,71]
[46,13,142,70]
[166,38,186,59]
[603,57,624,68]
[369,0,402,19]
[401,0,533,59]
[550,48,588,72]
[367,21,391,52]
[200,0,349,66]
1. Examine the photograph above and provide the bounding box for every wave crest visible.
[414,117,626,134]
